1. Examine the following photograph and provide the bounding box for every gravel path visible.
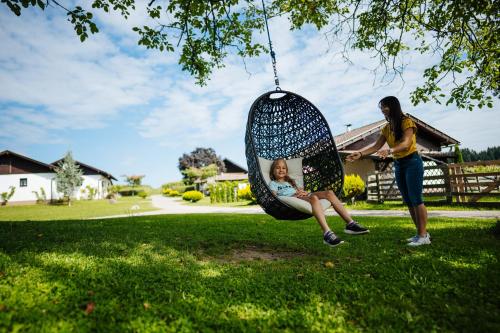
[93,195,500,219]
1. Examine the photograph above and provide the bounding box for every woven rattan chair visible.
[245,90,345,220]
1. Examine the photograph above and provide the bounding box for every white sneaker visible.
[408,234,431,246]
[407,233,430,243]
[406,235,418,242]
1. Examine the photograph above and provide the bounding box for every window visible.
[20,178,28,187]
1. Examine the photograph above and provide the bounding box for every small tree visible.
[54,151,83,206]
[455,144,464,163]
[1,186,16,205]
[123,175,145,195]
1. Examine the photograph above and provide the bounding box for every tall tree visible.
[3,0,498,110]
[178,148,225,180]
[54,151,84,206]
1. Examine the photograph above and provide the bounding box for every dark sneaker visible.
[323,231,344,248]
[344,221,369,235]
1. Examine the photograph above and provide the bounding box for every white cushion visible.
[258,156,304,188]
[278,196,331,215]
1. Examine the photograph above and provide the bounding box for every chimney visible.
[345,124,352,132]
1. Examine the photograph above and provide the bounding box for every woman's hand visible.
[377,149,391,159]
[346,151,362,162]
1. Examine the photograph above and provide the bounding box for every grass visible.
[0,197,158,221]
[345,200,500,211]
[0,214,499,332]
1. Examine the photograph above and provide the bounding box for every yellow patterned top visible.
[381,117,417,159]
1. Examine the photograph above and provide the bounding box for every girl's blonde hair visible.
[269,158,297,188]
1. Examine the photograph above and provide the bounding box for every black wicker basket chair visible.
[245,90,345,220]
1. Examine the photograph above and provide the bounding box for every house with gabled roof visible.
[334,114,460,182]
[0,150,117,204]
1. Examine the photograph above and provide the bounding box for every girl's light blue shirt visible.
[269,180,296,197]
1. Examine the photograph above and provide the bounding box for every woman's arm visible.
[346,134,386,162]
[377,127,414,158]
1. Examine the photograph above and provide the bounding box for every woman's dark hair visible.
[269,159,297,188]
[379,96,406,141]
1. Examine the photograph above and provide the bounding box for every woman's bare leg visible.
[414,203,428,237]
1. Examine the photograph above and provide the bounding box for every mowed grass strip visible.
[0,197,158,221]
[0,214,499,332]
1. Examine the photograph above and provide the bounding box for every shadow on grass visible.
[0,214,499,332]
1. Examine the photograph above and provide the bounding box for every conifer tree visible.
[54,151,83,206]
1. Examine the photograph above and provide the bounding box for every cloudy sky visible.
[1,2,498,187]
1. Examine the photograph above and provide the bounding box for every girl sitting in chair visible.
[269,158,369,247]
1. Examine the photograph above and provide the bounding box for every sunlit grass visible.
[0,197,158,221]
[0,214,498,332]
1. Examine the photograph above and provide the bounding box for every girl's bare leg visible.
[311,190,353,224]
[299,195,330,233]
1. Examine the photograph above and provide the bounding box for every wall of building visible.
[0,173,112,203]
[0,173,57,203]
[77,175,111,200]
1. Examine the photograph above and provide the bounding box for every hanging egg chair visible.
[244,1,344,220]
[245,90,344,220]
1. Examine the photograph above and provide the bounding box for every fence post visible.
[443,165,453,204]
[375,173,381,203]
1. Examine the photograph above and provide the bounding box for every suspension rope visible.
[261,0,280,90]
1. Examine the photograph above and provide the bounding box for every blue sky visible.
[1,3,499,187]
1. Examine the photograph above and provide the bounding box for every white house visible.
[0,150,117,204]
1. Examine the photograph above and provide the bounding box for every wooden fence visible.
[367,160,500,207]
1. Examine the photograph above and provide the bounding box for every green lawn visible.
[0,197,158,221]
[0,214,498,332]
[345,200,500,211]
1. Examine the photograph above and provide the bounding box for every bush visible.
[163,188,180,197]
[182,190,203,202]
[237,185,256,202]
[343,174,365,204]
[137,191,148,199]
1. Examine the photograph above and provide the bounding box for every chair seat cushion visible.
[278,196,331,215]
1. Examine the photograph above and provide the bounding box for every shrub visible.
[32,187,47,204]
[238,185,256,202]
[343,174,365,204]
[137,191,148,199]
[182,190,203,202]
[163,188,181,197]
[1,186,15,205]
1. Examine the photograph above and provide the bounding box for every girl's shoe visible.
[323,231,344,247]
[344,221,369,234]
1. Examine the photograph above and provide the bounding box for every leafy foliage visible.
[32,187,47,203]
[454,144,464,163]
[182,190,204,202]
[54,151,83,206]
[178,148,225,182]
[2,0,497,110]
[342,174,365,203]
[0,186,16,205]
[237,184,256,202]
